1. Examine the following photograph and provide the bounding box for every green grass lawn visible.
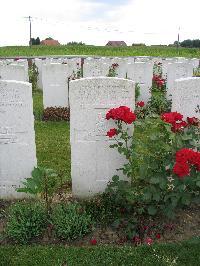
[1,241,200,266]
[1,45,200,58]
[33,90,44,120]
[33,91,70,181]
[35,121,70,181]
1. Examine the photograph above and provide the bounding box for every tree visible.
[67,41,85,45]
[30,37,41,45]
[31,38,36,45]
[35,37,41,45]
[180,39,200,48]
[193,39,200,48]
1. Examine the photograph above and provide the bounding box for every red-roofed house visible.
[41,39,60,46]
[106,41,127,47]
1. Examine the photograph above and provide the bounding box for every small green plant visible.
[107,63,119,77]
[6,202,46,243]
[17,167,60,215]
[153,62,163,76]
[135,83,140,102]
[145,74,171,115]
[51,203,93,240]
[193,67,200,77]
[83,194,118,226]
[29,62,39,92]
[68,68,83,80]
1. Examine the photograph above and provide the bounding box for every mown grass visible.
[35,121,70,181]
[33,91,70,181]
[33,90,44,120]
[1,241,200,266]
[0,45,200,58]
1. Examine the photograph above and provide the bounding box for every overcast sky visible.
[0,0,199,46]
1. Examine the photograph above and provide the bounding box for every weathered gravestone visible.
[34,58,43,90]
[0,64,28,82]
[172,77,200,119]
[70,77,135,198]
[42,63,69,108]
[166,62,194,99]
[127,62,153,103]
[0,80,37,199]
[83,59,109,77]
[110,58,127,78]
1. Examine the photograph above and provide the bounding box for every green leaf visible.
[182,134,193,140]
[143,191,152,201]
[148,206,157,215]
[153,193,160,202]
[112,175,120,182]
[196,181,200,187]
[149,135,157,141]
[109,144,118,148]
[149,177,160,184]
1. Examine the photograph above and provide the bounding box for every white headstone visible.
[0,64,28,82]
[110,58,127,78]
[172,77,200,119]
[167,62,194,99]
[0,80,37,199]
[42,63,69,108]
[70,77,135,198]
[83,60,109,77]
[127,62,153,103]
[34,58,43,90]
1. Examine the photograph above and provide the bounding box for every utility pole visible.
[177,26,180,55]
[29,16,32,47]
[24,16,32,47]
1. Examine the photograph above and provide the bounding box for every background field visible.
[0,45,200,58]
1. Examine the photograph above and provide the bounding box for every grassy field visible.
[0,45,200,58]
[1,241,200,266]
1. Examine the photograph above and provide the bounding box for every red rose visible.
[123,111,137,124]
[173,149,200,178]
[106,106,136,124]
[152,75,166,87]
[175,148,193,163]
[173,162,190,178]
[106,128,117,138]
[187,117,199,126]
[90,239,97,245]
[145,237,153,245]
[189,151,200,170]
[161,112,183,124]
[171,121,188,132]
[156,233,161,239]
[132,236,141,244]
[136,101,145,108]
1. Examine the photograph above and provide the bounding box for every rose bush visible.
[105,106,200,240]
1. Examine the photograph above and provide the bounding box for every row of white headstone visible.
[1,55,199,112]
[0,63,200,199]
[1,57,198,109]
[37,57,199,108]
